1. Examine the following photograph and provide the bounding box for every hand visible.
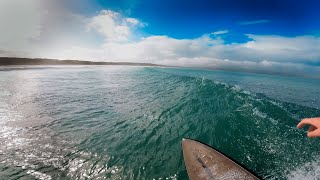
[297,118,320,138]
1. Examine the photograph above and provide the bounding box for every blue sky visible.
[68,0,320,40]
[0,0,319,77]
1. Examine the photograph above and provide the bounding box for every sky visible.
[0,0,320,77]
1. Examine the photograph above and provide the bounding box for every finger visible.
[297,118,316,128]
[307,129,320,138]
[308,125,317,132]
[302,117,320,121]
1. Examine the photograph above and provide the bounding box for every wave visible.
[75,68,320,179]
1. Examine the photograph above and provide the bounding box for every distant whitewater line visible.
[0,57,163,67]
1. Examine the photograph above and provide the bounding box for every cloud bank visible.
[0,1,319,78]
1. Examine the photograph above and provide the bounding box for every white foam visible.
[27,170,52,180]
[252,107,278,125]
[287,159,320,180]
[153,174,177,180]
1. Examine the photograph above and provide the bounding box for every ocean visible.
[0,66,319,179]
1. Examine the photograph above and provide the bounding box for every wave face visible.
[0,66,319,179]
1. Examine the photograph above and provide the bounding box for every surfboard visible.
[182,139,259,180]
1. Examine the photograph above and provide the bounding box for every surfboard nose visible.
[181,138,198,153]
[181,138,192,155]
[181,138,191,145]
[181,138,187,145]
[182,139,259,180]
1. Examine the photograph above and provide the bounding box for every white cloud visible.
[239,19,270,25]
[87,10,141,42]
[125,18,139,25]
[230,35,320,63]
[212,30,229,35]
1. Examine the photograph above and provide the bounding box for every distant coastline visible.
[1,57,318,79]
[0,57,163,67]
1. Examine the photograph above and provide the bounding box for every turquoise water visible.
[0,66,319,179]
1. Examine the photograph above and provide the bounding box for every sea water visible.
[0,66,319,179]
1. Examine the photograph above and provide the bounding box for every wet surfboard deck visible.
[182,139,259,180]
